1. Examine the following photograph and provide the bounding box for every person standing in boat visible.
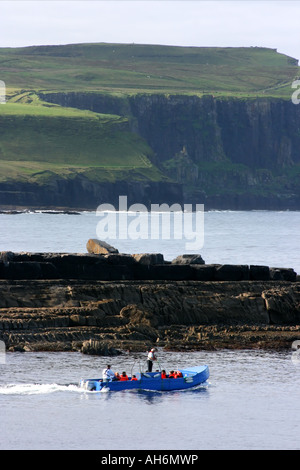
[102,364,115,382]
[147,348,157,372]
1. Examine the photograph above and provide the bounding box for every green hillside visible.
[0,93,161,185]
[1,43,298,97]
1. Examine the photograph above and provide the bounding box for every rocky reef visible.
[0,248,299,354]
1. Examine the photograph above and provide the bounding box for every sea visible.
[0,209,300,451]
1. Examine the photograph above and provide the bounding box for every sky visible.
[0,1,299,61]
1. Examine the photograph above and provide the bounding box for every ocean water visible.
[0,210,299,273]
[0,349,299,450]
[0,210,300,450]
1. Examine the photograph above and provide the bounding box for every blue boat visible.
[79,365,209,392]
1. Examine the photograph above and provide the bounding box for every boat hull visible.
[80,365,209,392]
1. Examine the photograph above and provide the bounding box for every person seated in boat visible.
[102,364,115,382]
[168,370,175,378]
[120,371,129,381]
[175,370,183,378]
[161,370,167,379]
[114,372,121,381]
[131,375,138,381]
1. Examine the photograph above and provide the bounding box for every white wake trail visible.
[0,383,81,395]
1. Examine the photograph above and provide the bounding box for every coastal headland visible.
[1,247,299,353]
[1,44,300,211]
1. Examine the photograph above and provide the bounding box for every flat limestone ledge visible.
[0,278,300,352]
[0,251,298,282]
[2,325,300,353]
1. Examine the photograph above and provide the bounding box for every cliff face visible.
[0,176,183,210]
[41,92,300,210]
[130,95,300,169]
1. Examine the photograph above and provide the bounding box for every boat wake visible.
[0,379,211,396]
[0,383,82,395]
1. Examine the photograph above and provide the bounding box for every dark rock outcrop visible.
[81,339,120,356]
[0,278,299,353]
[0,177,183,211]
[0,251,297,283]
[0,251,299,353]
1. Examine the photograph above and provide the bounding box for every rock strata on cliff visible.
[0,251,299,353]
[0,279,299,353]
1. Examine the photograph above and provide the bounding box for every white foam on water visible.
[0,383,82,395]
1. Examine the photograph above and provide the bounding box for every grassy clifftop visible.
[1,43,298,97]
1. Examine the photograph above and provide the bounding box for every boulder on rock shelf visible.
[132,253,164,265]
[171,254,205,265]
[86,239,119,255]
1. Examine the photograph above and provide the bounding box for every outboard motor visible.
[80,379,101,391]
